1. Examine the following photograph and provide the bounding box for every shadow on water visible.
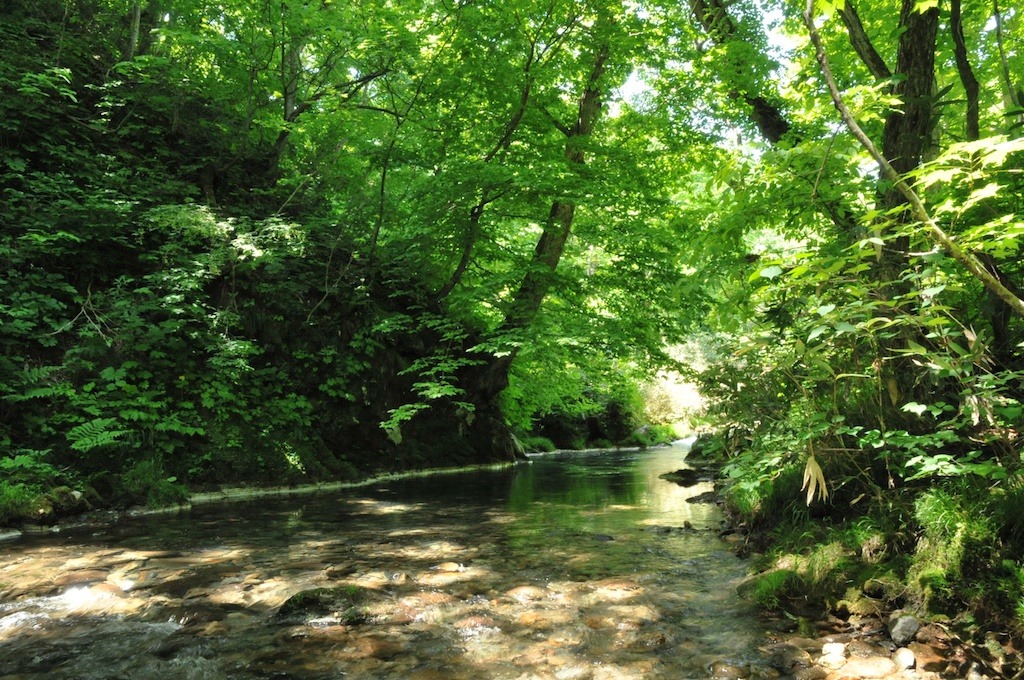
[0,444,768,679]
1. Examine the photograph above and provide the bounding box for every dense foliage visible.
[2,0,1023,651]
[1,0,688,523]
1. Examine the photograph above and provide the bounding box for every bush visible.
[0,482,36,526]
[629,423,678,448]
[518,435,557,453]
[741,568,804,611]
[116,459,189,509]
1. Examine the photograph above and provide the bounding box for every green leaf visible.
[902,402,928,416]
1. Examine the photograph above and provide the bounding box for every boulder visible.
[888,614,920,646]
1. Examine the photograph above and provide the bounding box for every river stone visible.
[454,614,498,629]
[517,609,573,629]
[56,569,109,586]
[351,635,404,659]
[839,655,899,678]
[766,642,812,672]
[819,652,847,670]
[708,660,751,678]
[821,642,846,657]
[888,614,920,646]
[276,586,372,624]
[893,646,916,669]
[506,585,548,602]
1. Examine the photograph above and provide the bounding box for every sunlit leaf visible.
[802,455,829,505]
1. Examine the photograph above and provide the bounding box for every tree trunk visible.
[456,40,612,460]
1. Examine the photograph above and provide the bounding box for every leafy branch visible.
[802,0,1024,318]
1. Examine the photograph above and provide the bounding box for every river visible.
[0,445,770,679]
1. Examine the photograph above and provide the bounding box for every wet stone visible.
[709,659,752,678]
[55,570,108,586]
[518,610,574,629]
[453,614,499,629]
[790,667,828,680]
[767,642,813,672]
[506,585,549,602]
[350,635,405,659]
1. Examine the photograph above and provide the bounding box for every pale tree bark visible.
[125,2,142,62]
[992,0,1023,121]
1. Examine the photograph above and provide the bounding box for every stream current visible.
[0,445,770,679]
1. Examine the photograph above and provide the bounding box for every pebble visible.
[893,646,916,669]
[506,585,548,602]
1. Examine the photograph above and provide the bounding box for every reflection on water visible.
[0,445,767,679]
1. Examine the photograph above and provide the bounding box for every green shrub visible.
[116,459,189,508]
[518,436,557,453]
[0,482,36,526]
[742,569,804,610]
[909,488,995,610]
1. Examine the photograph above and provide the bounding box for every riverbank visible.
[708,486,1022,678]
[0,459,526,542]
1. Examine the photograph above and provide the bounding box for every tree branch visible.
[838,0,891,81]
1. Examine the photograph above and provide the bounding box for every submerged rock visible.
[658,469,702,486]
[708,659,751,678]
[275,586,375,624]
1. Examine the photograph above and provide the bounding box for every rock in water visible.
[708,660,751,678]
[658,469,702,486]
[276,586,371,624]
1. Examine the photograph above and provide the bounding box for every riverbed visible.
[0,445,770,679]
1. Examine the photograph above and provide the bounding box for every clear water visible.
[0,445,768,679]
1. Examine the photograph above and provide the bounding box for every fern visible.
[66,417,131,452]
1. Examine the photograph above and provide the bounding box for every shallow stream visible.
[1,445,770,679]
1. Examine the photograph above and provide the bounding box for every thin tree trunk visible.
[838,0,891,81]
[950,0,980,142]
[468,40,612,415]
[125,2,142,62]
[992,0,1023,119]
[501,43,609,334]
